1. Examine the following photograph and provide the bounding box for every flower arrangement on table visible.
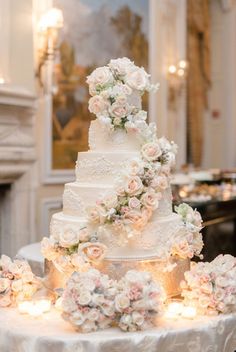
[181,254,236,315]
[0,255,41,307]
[61,269,165,333]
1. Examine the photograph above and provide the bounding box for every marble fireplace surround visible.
[0,86,37,256]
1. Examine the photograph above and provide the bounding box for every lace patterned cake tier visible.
[62,181,172,219]
[50,212,182,259]
[76,150,139,184]
[89,120,142,152]
[63,183,112,217]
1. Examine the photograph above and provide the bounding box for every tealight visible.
[18,299,51,317]
[167,302,184,315]
[182,306,197,319]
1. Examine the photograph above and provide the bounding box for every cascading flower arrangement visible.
[0,255,41,307]
[41,227,107,274]
[61,269,165,333]
[181,254,236,315]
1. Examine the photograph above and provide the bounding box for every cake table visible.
[0,308,235,352]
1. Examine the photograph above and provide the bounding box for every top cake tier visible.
[89,120,142,152]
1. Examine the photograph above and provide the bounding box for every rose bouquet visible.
[61,269,117,332]
[0,255,40,307]
[114,270,166,331]
[181,254,236,315]
[41,225,107,274]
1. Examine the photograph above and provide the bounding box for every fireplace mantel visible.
[0,84,37,256]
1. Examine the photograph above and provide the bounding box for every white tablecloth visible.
[17,243,44,277]
[0,308,236,352]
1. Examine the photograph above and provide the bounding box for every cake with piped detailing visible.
[42,58,203,297]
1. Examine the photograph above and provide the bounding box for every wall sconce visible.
[167,60,188,110]
[36,8,64,91]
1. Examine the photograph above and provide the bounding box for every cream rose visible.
[132,311,145,326]
[141,142,162,161]
[155,176,168,190]
[109,102,130,119]
[0,293,12,307]
[103,192,118,209]
[88,95,107,115]
[11,279,23,293]
[124,176,143,196]
[115,293,130,312]
[71,311,85,325]
[87,308,100,322]
[0,278,10,293]
[79,242,107,262]
[59,226,79,248]
[77,289,92,306]
[78,227,90,242]
[87,66,113,87]
[41,237,59,261]
[141,191,159,210]
[125,67,149,91]
[124,210,148,231]
[109,57,133,76]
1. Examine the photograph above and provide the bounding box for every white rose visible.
[78,277,96,292]
[109,57,133,76]
[21,271,35,284]
[0,278,11,293]
[128,197,141,209]
[0,293,12,307]
[41,237,59,261]
[70,254,86,268]
[92,293,105,306]
[103,192,118,209]
[71,311,85,326]
[109,102,130,119]
[215,276,229,288]
[77,290,92,306]
[102,302,115,317]
[87,66,113,87]
[78,227,90,242]
[119,313,132,326]
[141,142,162,162]
[129,159,144,176]
[59,226,79,248]
[155,176,168,190]
[132,311,145,326]
[87,308,100,322]
[124,176,143,196]
[62,297,78,313]
[81,321,97,333]
[115,293,130,312]
[113,117,122,126]
[125,67,149,91]
[88,95,108,115]
[0,255,12,271]
[141,191,159,210]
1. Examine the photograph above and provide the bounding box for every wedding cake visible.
[42,58,203,297]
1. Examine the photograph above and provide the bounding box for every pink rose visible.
[109,102,130,119]
[141,191,159,210]
[88,95,108,115]
[141,142,162,162]
[155,176,168,190]
[79,242,107,262]
[87,66,113,87]
[124,210,148,231]
[124,176,143,196]
[128,197,141,209]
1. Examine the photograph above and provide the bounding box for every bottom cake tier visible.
[44,256,190,297]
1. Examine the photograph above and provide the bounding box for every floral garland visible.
[61,269,165,333]
[41,228,107,274]
[0,255,41,307]
[181,254,236,315]
[170,203,204,259]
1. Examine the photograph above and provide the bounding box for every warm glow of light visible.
[168,302,184,315]
[0,77,5,84]
[18,299,51,317]
[38,8,63,31]
[168,65,177,74]
[177,68,185,77]
[179,60,187,69]
[182,306,197,319]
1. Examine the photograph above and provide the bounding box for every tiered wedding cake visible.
[42,58,203,296]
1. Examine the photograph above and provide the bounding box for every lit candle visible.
[165,301,184,319]
[36,299,51,313]
[182,306,197,319]
[18,301,31,314]
[27,304,43,318]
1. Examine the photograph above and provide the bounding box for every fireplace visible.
[0,86,37,256]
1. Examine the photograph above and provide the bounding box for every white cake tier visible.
[75,150,139,184]
[50,212,181,259]
[89,120,142,152]
[62,182,172,219]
